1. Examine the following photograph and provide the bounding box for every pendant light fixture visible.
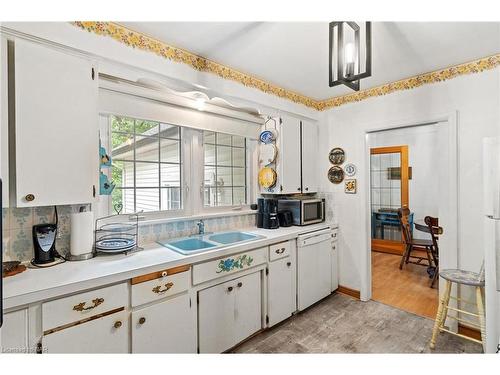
[329,21,372,91]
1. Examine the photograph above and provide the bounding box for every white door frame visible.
[360,111,459,316]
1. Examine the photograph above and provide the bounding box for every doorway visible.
[368,124,441,319]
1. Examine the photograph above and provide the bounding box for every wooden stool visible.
[429,267,485,351]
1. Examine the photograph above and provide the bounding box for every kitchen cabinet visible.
[1,37,8,207]
[300,119,319,193]
[198,271,262,353]
[267,256,295,327]
[1,309,29,353]
[42,309,128,353]
[279,115,302,194]
[12,39,98,207]
[263,115,318,194]
[331,227,339,292]
[131,293,196,353]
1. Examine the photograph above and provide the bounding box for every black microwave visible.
[278,198,325,226]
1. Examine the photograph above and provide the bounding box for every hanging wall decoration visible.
[99,136,115,195]
[345,179,357,194]
[329,147,345,165]
[344,163,357,177]
[328,166,344,184]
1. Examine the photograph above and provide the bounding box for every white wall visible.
[319,69,500,298]
[368,124,441,240]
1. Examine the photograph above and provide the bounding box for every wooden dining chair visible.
[398,207,434,270]
[424,216,442,288]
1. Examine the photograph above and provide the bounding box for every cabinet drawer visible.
[269,241,290,261]
[193,247,267,285]
[331,227,339,242]
[131,269,190,307]
[42,282,127,330]
[43,310,129,353]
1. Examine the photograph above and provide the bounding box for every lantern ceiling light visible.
[329,21,372,91]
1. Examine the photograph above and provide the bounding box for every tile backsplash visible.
[2,206,256,262]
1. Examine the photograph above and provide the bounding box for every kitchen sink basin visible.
[208,231,260,244]
[160,238,218,254]
[158,231,264,255]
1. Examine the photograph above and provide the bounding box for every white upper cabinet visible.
[279,115,302,194]
[12,39,98,207]
[263,115,318,194]
[301,119,318,193]
[1,37,9,207]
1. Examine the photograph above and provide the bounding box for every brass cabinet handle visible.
[152,282,174,294]
[237,282,243,288]
[227,286,233,292]
[275,248,286,254]
[73,298,104,312]
[287,261,292,267]
[139,317,146,325]
[114,321,122,329]
[25,194,35,202]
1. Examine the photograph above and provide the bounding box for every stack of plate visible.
[95,223,137,254]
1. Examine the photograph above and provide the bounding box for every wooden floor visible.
[371,251,439,319]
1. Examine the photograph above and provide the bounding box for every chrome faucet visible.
[196,220,205,235]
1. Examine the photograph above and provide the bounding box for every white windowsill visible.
[132,209,257,227]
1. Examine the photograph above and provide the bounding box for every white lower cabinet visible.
[1,309,29,353]
[42,310,129,353]
[131,293,196,353]
[267,257,295,327]
[198,271,262,353]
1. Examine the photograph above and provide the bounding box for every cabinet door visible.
[198,278,237,353]
[1,37,8,207]
[331,240,339,292]
[301,120,318,193]
[268,258,294,327]
[131,293,196,353]
[1,309,29,353]
[42,311,128,353]
[279,115,302,194]
[233,271,262,344]
[14,39,98,207]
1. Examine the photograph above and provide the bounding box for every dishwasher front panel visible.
[297,234,332,311]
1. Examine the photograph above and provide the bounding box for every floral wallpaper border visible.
[72,21,500,111]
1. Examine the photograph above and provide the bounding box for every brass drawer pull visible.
[114,321,122,329]
[139,317,146,325]
[152,282,174,294]
[73,298,104,312]
[275,248,286,254]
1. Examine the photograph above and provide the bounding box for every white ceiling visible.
[121,22,500,100]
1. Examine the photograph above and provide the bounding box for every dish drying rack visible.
[94,212,143,255]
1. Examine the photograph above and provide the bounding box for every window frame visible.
[100,114,255,221]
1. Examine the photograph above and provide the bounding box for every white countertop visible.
[3,223,336,310]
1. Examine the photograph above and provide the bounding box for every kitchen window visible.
[203,131,247,207]
[110,115,182,213]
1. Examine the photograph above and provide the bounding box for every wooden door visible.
[301,120,318,193]
[198,278,237,353]
[268,257,294,326]
[279,115,301,194]
[370,146,409,254]
[131,294,196,353]
[233,272,262,344]
[14,39,98,207]
[42,310,129,353]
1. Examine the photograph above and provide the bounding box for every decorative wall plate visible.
[259,144,277,166]
[345,179,357,194]
[344,163,357,177]
[258,167,277,188]
[329,147,345,165]
[259,129,277,144]
[328,166,344,184]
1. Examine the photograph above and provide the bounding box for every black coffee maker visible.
[256,198,279,229]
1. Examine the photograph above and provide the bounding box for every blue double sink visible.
[158,231,264,255]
